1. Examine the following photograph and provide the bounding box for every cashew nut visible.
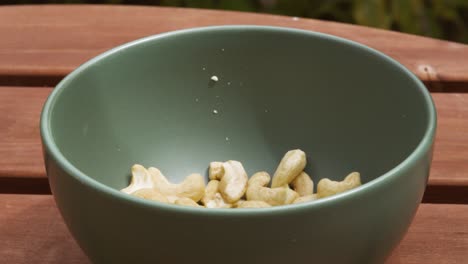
[246,186,288,206]
[271,149,306,188]
[201,180,219,204]
[284,185,299,205]
[317,172,361,198]
[236,200,271,208]
[247,171,270,187]
[201,180,232,208]
[147,167,205,202]
[209,162,225,180]
[293,194,318,204]
[246,172,288,206]
[131,188,169,203]
[121,164,156,194]
[174,197,202,207]
[291,172,314,197]
[123,150,360,209]
[218,160,248,203]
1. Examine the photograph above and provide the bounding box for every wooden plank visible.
[0,194,466,263]
[0,5,467,90]
[1,87,467,200]
[387,203,468,264]
[423,92,468,203]
[0,87,49,179]
[0,194,88,264]
[430,93,468,186]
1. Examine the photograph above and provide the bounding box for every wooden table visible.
[0,5,467,264]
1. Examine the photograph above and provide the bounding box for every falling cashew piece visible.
[236,200,271,208]
[271,149,307,188]
[218,160,248,203]
[201,180,232,208]
[293,194,318,204]
[317,172,361,198]
[147,167,206,202]
[121,164,157,194]
[209,162,225,180]
[291,172,314,196]
[246,172,288,206]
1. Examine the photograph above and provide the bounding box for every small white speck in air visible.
[211,75,219,82]
[292,17,299,21]
[221,48,225,51]
[265,109,269,113]
[213,109,218,114]
[195,98,199,102]
[225,137,230,141]
[202,67,206,71]
[227,82,231,85]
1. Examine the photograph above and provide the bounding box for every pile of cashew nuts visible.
[121,149,361,208]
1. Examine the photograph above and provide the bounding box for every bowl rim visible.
[40,25,437,215]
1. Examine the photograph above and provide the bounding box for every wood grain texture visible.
[0,87,49,179]
[0,87,467,198]
[0,194,466,264]
[388,203,468,264]
[0,5,467,90]
[431,93,468,186]
[0,194,88,264]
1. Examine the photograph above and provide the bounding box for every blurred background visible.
[3,0,468,43]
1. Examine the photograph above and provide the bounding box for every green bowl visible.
[41,26,436,264]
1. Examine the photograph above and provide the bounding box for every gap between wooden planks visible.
[0,87,467,203]
[0,5,467,90]
[0,194,466,264]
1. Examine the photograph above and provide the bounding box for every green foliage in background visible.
[4,0,468,43]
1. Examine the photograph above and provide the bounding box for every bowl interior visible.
[47,27,431,190]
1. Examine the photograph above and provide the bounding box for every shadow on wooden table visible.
[387,251,403,264]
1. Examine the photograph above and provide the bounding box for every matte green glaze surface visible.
[41,26,436,264]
